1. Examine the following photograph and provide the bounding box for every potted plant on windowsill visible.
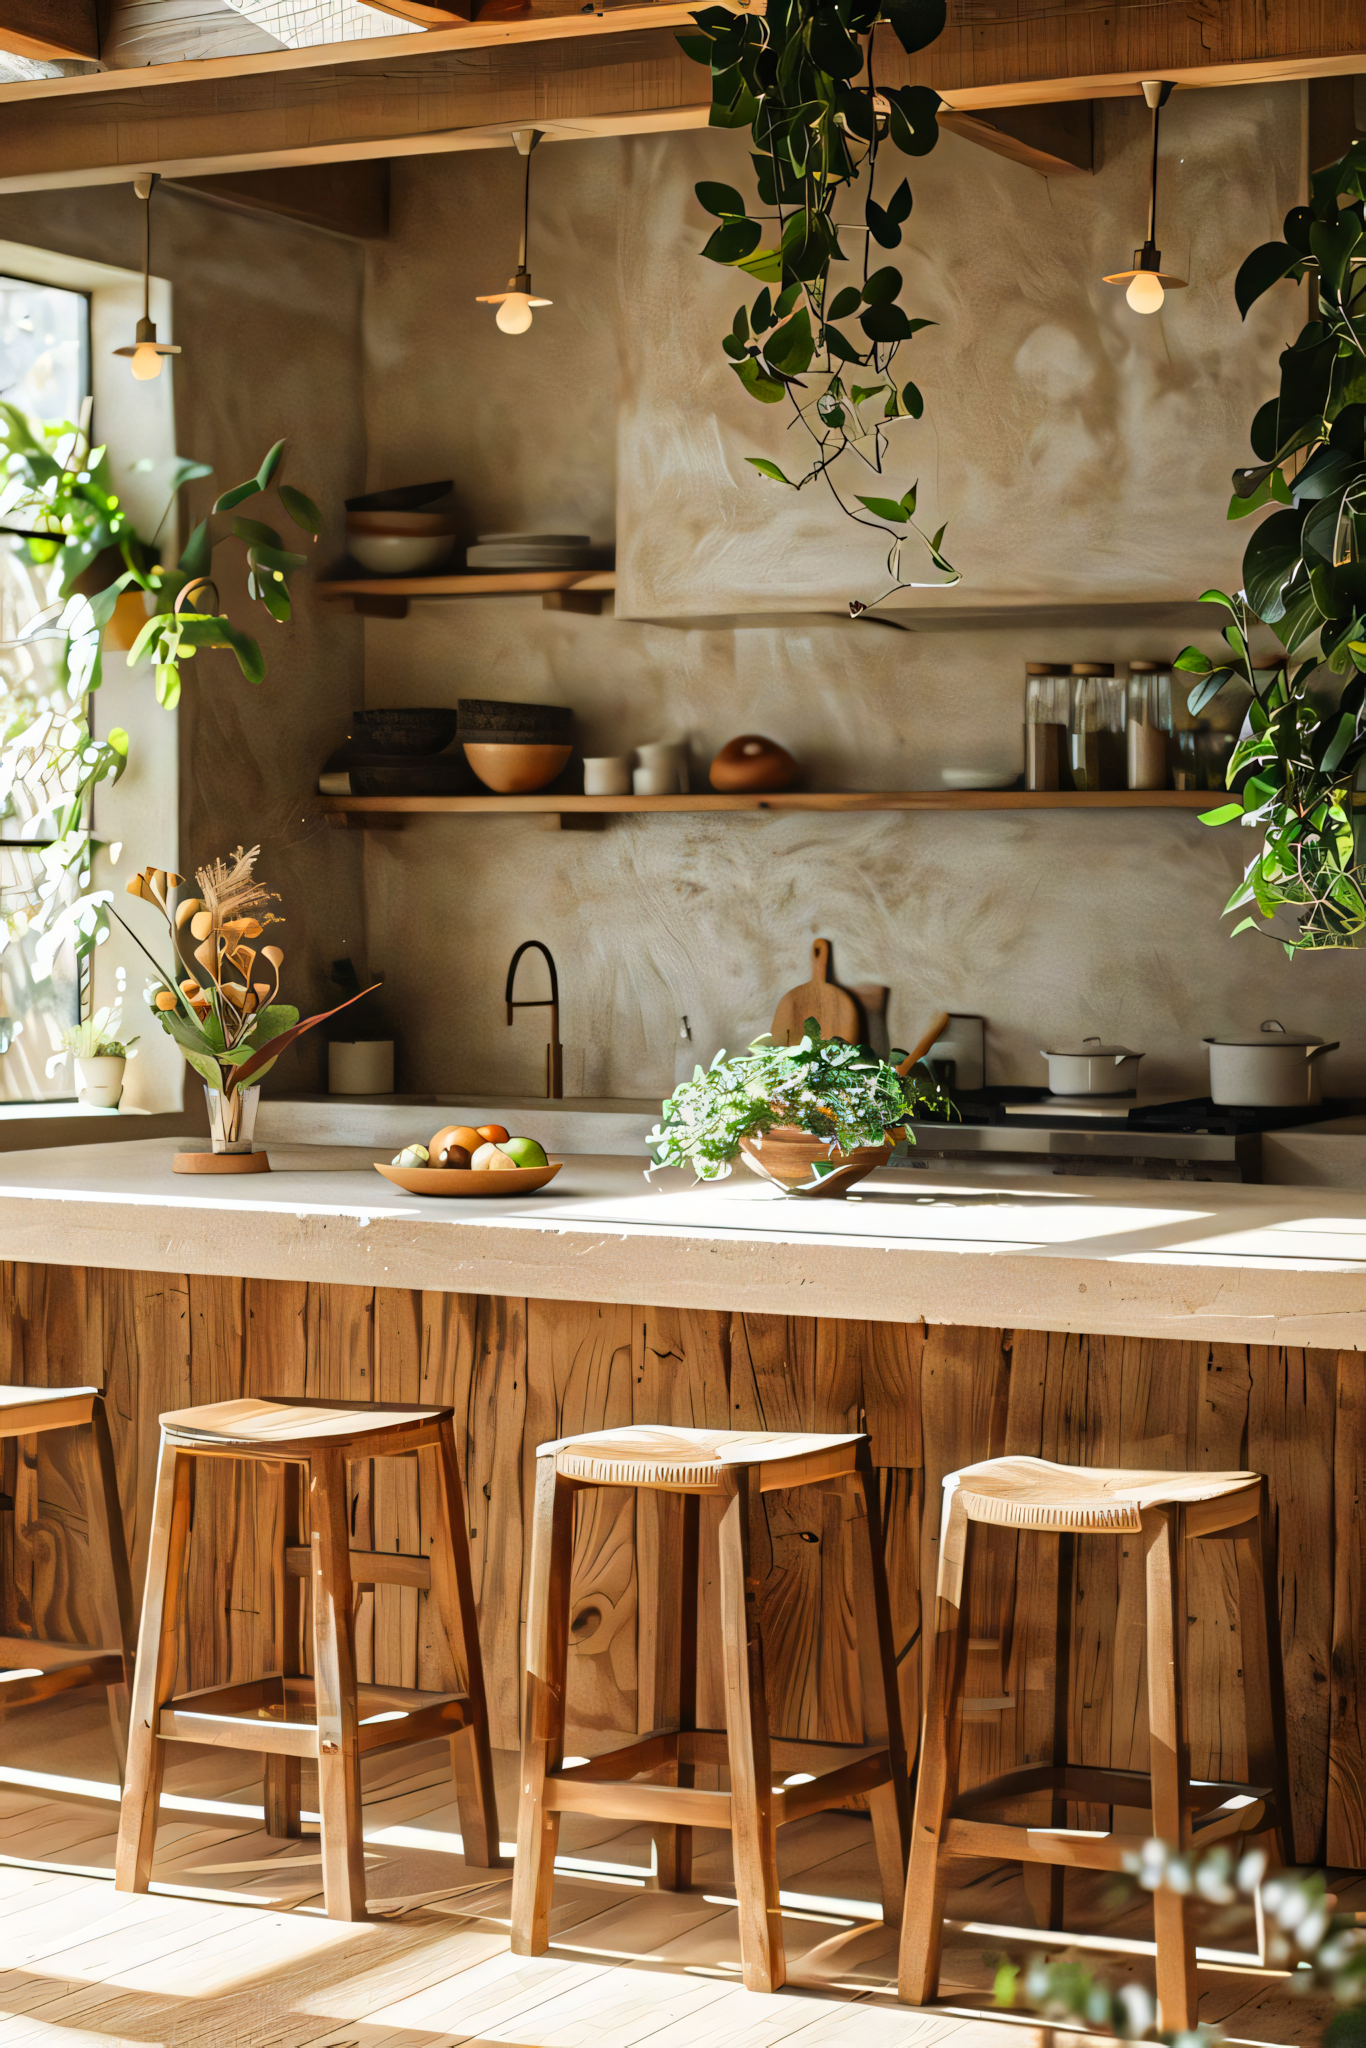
[118,845,374,1174]
[58,1008,139,1109]
[647,1018,950,1197]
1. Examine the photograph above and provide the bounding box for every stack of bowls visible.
[344,481,459,576]
[458,697,574,793]
[318,708,477,797]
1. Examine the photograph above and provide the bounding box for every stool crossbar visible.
[0,1385,135,1770]
[898,1456,1295,2030]
[511,1424,912,1994]
[115,1396,500,1919]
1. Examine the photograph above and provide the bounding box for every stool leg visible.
[853,1446,911,1928]
[652,1491,699,1893]
[718,1466,784,1995]
[432,1416,500,1867]
[83,1397,136,1781]
[265,1461,303,1839]
[510,1450,574,1956]
[311,1446,366,1921]
[898,1517,977,2006]
[1235,1482,1295,1866]
[115,1442,193,1894]
[1022,1528,1074,1933]
[1143,1504,1197,2032]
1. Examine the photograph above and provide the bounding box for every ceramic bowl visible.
[349,533,455,576]
[738,1125,897,1197]
[463,742,573,793]
[346,480,452,512]
[352,707,459,755]
[375,1160,562,1197]
[347,509,462,536]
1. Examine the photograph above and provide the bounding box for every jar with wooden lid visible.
[1126,660,1173,789]
[1024,661,1071,790]
[1068,662,1123,791]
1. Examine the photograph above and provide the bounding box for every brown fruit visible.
[434,1142,472,1170]
[430,1124,483,1157]
[476,1123,510,1144]
[709,734,797,793]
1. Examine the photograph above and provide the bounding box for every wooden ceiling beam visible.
[0,0,96,60]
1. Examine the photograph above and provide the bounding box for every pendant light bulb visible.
[495,292,535,335]
[130,341,164,379]
[1126,270,1166,315]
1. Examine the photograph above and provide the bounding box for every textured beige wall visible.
[0,182,369,1096]
[358,83,1366,1108]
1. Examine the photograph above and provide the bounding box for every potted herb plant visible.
[647,1018,948,1196]
[1176,139,1366,952]
[119,846,372,1171]
[58,1007,139,1108]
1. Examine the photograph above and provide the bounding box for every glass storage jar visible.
[1069,662,1124,791]
[1024,662,1071,790]
[1126,660,1173,789]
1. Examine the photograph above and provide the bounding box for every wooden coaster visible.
[172,1151,271,1175]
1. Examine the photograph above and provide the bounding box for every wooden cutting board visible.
[771,939,863,1046]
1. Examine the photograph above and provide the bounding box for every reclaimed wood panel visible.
[0,1266,1358,1871]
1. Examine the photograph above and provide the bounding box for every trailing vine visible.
[679,0,955,613]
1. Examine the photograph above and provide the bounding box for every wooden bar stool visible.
[115,1396,500,1919]
[510,1424,911,1994]
[0,1385,135,1770]
[899,1455,1295,2030]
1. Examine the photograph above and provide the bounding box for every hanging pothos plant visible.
[1177,140,1366,952]
[679,0,955,613]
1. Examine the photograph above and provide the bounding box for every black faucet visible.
[505,941,563,1099]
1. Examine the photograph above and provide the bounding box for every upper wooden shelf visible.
[316,570,616,617]
[320,789,1217,829]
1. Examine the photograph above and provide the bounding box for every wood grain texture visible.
[1331,1351,1366,1865]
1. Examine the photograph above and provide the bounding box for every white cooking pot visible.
[1205,1019,1340,1107]
[1040,1038,1144,1096]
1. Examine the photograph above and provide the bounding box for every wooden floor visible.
[0,1694,1346,2048]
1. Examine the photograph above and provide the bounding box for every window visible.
[0,276,92,1101]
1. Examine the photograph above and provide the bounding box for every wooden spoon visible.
[896,1010,951,1077]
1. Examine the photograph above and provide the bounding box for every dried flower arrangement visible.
[119,844,370,1101]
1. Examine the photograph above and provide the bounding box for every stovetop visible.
[950,1086,1357,1135]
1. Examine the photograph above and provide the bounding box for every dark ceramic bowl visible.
[456,698,573,743]
[345,480,452,513]
[352,708,459,756]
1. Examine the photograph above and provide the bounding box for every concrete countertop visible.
[1,1137,1366,1348]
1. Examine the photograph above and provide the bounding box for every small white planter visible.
[75,1055,126,1109]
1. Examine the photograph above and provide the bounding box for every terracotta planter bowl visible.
[738,1124,898,1197]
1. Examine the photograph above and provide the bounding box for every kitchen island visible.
[2,1137,1364,1882]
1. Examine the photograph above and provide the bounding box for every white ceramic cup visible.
[329,1040,395,1095]
[636,740,690,793]
[582,756,633,796]
[633,763,677,796]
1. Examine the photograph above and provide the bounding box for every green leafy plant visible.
[680,0,957,612]
[0,405,319,984]
[647,1018,948,1180]
[995,1840,1366,2045]
[1178,139,1366,951]
[121,847,372,1098]
[58,1006,137,1060]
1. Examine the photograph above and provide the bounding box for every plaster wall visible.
[0,183,369,1097]
[354,82,1366,1109]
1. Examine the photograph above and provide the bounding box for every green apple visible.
[502,1135,548,1168]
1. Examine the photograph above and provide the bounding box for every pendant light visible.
[114,173,181,380]
[1103,81,1187,315]
[476,129,552,335]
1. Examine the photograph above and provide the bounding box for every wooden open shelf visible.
[316,570,616,617]
[320,788,1218,828]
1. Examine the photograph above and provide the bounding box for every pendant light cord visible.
[1147,97,1161,250]
[519,145,530,274]
[144,185,151,324]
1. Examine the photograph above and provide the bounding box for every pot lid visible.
[1042,1041,1143,1059]
[1205,1019,1325,1048]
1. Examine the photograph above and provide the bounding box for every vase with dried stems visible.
[120,844,373,1174]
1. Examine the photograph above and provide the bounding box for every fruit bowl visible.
[737,1126,897,1198]
[375,1160,562,1197]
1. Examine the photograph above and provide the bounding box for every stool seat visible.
[546,1423,863,1493]
[0,1383,100,1434]
[944,1455,1259,1539]
[159,1395,450,1454]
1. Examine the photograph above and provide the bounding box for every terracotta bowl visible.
[375,1160,561,1198]
[463,742,572,794]
[738,1125,898,1197]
